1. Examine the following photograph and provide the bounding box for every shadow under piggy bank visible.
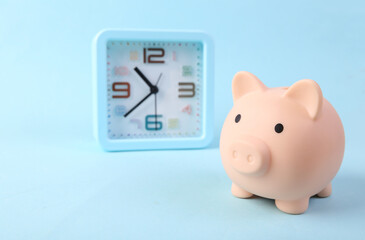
[229,172,363,216]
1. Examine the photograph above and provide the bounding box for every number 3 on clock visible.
[178,82,195,98]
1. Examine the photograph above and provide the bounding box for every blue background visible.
[1,0,364,239]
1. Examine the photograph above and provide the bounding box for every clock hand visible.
[154,73,163,130]
[125,72,162,119]
[134,67,155,90]
[155,73,163,86]
[124,91,154,118]
[154,92,157,130]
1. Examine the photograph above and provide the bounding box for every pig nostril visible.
[247,154,254,163]
[232,150,238,159]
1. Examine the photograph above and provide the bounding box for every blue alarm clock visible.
[93,30,214,151]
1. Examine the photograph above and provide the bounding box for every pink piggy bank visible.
[220,72,345,214]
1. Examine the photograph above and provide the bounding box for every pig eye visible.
[235,114,241,123]
[275,123,284,133]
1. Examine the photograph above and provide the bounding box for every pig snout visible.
[229,136,271,176]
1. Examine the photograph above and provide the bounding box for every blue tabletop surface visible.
[1,0,364,239]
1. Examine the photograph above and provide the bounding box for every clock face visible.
[106,40,203,139]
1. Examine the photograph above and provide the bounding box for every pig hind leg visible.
[231,183,253,198]
[317,183,332,198]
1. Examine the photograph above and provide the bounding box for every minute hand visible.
[124,91,153,118]
[134,67,154,90]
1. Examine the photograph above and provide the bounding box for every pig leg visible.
[231,183,253,198]
[275,198,309,214]
[317,183,332,198]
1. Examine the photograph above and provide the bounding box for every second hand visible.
[154,73,163,130]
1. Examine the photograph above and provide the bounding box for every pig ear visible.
[284,79,323,120]
[232,71,267,101]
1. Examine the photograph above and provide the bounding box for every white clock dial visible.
[106,41,203,139]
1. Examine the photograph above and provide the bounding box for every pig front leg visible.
[317,183,332,198]
[231,183,253,198]
[275,198,310,214]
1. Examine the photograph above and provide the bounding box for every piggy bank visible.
[220,71,345,214]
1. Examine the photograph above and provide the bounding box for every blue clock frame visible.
[92,29,214,151]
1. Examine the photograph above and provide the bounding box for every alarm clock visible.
[92,29,214,151]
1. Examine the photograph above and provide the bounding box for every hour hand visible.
[134,67,154,90]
